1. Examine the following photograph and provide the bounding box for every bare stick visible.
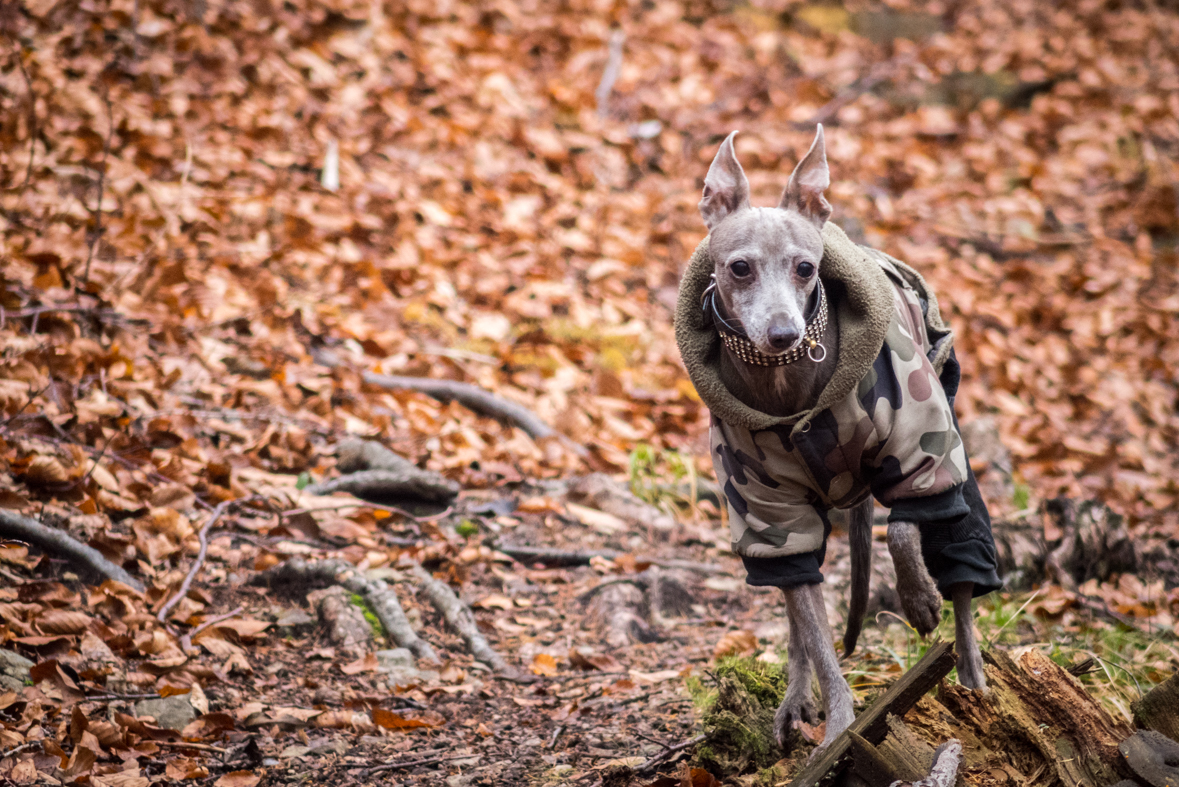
[0,742,41,760]
[634,733,706,774]
[158,497,259,622]
[179,605,244,653]
[595,30,625,116]
[149,741,229,755]
[408,562,530,681]
[0,510,143,591]
[252,557,438,665]
[305,469,457,503]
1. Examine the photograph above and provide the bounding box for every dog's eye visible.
[797,261,815,278]
[731,260,751,277]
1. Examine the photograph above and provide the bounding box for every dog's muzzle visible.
[702,277,829,367]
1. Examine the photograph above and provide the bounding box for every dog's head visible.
[699,126,831,358]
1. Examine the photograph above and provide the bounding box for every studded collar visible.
[701,277,829,367]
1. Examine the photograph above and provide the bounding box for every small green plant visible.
[349,594,387,640]
[295,472,312,490]
[455,519,479,539]
[1012,482,1030,510]
[628,443,697,513]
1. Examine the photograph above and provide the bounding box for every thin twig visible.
[634,733,706,774]
[595,30,625,116]
[157,497,260,622]
[363,752,475,775]
[80,88,115,291]
[179,605,244,653]
[547,725,565,750]
[149,741,229,755]
[0,741,40,760]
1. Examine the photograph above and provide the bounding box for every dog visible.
[674,126,1001,756]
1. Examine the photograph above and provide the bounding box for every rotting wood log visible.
[910,647,1136,787]
[0,509,144,591]
[1119,730,1179,787]
[406,562,532,682]
[847,731,908,787]
[252,557,438,665]
[874,715,935,783]
[890,739,962,787]
[788,641,957,787]
[1132,669,1179,744]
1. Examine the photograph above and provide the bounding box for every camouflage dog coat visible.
[675,223,1001,596]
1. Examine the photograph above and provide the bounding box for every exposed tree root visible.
[406,562,531,682]
[581,568,695,647]
[566,473,676,534]
[312,348,575,451]
[497,544,724,573]
[0,509,143,591]
[253,557,439,665]
[304,440,458,502]
[308,586,372,659]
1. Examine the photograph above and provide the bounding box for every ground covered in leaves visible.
[1,0,1179,784]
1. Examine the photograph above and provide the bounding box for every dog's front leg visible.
[951,582,987,690]
[887,520,942,636]
[774,588,817,749]
[778,584,854,756]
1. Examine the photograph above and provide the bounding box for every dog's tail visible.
[843,498,873,657]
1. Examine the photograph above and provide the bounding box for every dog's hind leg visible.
[952,582,987,690]
[774,591,818,749]
[777,584,854,755]
[887,520,942,636]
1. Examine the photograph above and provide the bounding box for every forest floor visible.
[2,0,1179,784]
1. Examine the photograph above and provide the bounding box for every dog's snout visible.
[767,323,800,351]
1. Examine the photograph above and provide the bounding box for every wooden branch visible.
[407,562,531,682]
[158,497,258,622]
[252,557,438,665]
[364,751,474,775]
[0,509,144,591]
[634,733,706,775]
[80,87,114,290]
[179,606,244,653]
[788,641,957,787]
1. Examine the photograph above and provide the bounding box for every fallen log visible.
[788,641,957,787]
[0,509,144,591]
[1119,730,1179,787]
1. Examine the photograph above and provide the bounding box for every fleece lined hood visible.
[674,221,956,434]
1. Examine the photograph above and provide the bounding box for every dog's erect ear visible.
[780,125,831,228]
[699,131,751,230]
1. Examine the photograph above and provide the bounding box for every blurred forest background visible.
[1,0,1178,784]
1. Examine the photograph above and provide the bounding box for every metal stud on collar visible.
[717,281,829,368]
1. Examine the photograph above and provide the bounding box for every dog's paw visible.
[898,574,942,636]
[773,697,818,751]
[957,651,988,691]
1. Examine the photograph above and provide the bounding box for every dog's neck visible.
[717,308,841,419]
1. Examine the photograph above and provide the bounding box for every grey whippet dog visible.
[693,126,990,757]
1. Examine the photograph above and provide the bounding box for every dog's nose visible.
[767,324,800,351]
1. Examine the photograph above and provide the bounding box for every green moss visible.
[686,656,788,777]
[349,593,387,641]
